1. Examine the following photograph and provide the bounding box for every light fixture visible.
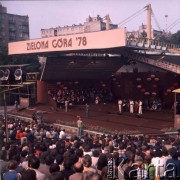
[3,69,10,80]
[0,70,4,80]
[14,69,22,80]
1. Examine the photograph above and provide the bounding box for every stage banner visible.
[8,28,126,55]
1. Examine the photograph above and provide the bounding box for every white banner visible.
[8,28,126,55]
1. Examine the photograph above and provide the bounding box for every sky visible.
[1,0,180,39]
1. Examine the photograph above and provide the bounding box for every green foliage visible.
[158,30,180,45]
[170,31,180,45]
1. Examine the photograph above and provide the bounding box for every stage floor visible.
[9,102,175,135]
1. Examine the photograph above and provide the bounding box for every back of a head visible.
[73,161,84,173]
[97,154,108,170]
[55,154,63,165]
[169,147,179,159]
[45,155,54,166]
[28,156,40,169]
[49,163,60,174]
[8,160,17,170]
[21,169,37,180]
[92,150,100,157]
[75,148,83,158]
[82,154,92,167]
[63,158,73,170]
[50,172,64,180]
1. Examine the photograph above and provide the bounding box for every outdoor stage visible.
[10,102,174,135]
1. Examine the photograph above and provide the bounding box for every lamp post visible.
[1,85,26,143]
[3,91,8,142]
[165,14,168,32]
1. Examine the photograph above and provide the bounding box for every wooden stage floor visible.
[11,102,175,135]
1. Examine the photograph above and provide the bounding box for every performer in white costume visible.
[130,100,134,113]
[118,99,123,114]
[138,100,143,115]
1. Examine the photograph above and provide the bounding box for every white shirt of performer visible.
[130,100,134,113]
[138,101,142,115]
[118,100,122,113]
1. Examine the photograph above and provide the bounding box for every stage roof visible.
[41,56,125,81]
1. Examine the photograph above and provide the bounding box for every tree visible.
[170,31,180,45]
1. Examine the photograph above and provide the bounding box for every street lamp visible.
[165,14,168,32]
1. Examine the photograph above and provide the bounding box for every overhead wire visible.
[118,6,146,27]
[166,18,180,31]
[152,10,162,31]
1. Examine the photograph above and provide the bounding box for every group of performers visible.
[118,99,143,116]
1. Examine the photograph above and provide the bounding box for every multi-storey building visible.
[0,3,29,48]
[127,24,162,40]
[41,15,118,38]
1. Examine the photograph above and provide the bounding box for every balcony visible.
[8,20,15,24]
[9,28,16,32]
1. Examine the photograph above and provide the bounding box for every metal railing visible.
[137,56,180,74]
[127,38,180,51]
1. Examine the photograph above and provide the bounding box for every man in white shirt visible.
[59,129,66,139]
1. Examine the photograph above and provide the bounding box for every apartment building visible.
[41,15,118,38]
[0,3,29,48]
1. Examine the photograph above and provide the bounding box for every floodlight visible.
[14,69,22,80]
[3,69,10,80]
[0,70,4,80]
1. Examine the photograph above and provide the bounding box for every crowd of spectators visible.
[0,116,180,180]
[48,85,113,109]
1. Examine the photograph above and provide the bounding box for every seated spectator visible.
[3,160,21,180]
[28,155,47,180]
[69,162,83,180]
[11,154,25,175]
[21,169,37,180]
[38,155,54,179]
[144,155,155,180]
[55,154,64,171]
[165,147,180,179]
[91,150,100,168]
[49,163,60,174]
[62,158,75,180]
[50,172,64,180]
[82,154,97,173]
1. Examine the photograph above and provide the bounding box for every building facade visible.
[127,24,162,40]
[41,15,118,38]
[0,3,29,48]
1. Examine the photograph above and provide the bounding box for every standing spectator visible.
[118,99,123,114]
[77,117,83,137]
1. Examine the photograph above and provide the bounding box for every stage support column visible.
[173,89,180,129]
[37,80,48,104]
